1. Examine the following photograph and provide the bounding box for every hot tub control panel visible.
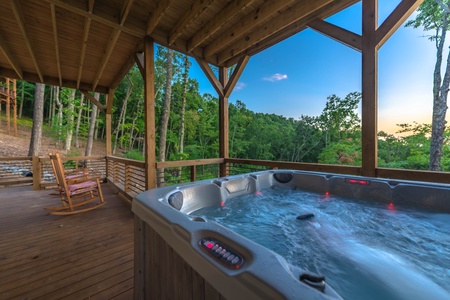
[199,238,244,269]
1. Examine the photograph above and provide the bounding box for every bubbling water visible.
[192,188,450,300]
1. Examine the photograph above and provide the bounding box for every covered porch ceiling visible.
[0,0,359,93]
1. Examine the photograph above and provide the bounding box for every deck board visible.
[0,184,134,300]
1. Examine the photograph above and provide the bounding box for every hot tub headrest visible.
[273,172,294,184]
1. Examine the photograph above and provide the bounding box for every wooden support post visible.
[106,89,114,156]
[32,156,41,190]
[361,0,378,177]
[12,79,17,136]
[219,67,229,177]
[144,37,156,190]
[6,78,10,134]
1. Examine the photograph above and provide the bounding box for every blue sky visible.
[189,1,439,134]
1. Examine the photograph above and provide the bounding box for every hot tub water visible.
[192,188,450,300]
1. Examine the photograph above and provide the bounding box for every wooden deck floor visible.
[0,184,134,300]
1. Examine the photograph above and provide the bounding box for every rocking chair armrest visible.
[66,176,101,185]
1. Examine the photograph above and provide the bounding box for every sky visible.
[189,0,441,135]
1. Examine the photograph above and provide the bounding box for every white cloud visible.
[234,82,246,91]
[263,73,288,82]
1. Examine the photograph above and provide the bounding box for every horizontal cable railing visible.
[0,157,33,187]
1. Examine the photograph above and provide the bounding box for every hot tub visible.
[132,170,450,299]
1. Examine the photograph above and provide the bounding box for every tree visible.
[406,0,450,170]
[28,83,45,156]
[64,89,76,151]
[85,93,99,156]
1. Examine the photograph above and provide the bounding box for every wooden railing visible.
[2,155,450,200]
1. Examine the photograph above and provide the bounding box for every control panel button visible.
[199,238,244,269]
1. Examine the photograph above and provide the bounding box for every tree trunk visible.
[430,12,450,171]
[85,93,99,156]
[18,81,24,118]
[28,83,45,156]
[177,55,190,181]
[113,77,133,154]
[157,49,173,187]
[75,94,84,148]
[64,89,76,151]
[54,86,63,144]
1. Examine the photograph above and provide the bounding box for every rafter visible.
[134,52,145,78]
[50,3,62,86]
[88,0,94,13]
[196,58,224,97]
[80,90,106,112]
[376,0,423,49]
[168,0,214,45]
[110,41,144,89]
[203,0,296,59]
[92,29,121,91]
[120,0,134,26]
[307,18,362,52]
[0,33,23,79]
[43,0,143,38]
[187,0,255,53]
[146,0,172,35]
[10,0,43,82]
[217,0,333,65]
[224,55,249,98]
[77,16,92,89]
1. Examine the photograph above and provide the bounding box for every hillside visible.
[0,118,106,157]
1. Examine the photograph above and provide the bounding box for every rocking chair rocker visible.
[46,152,106,215]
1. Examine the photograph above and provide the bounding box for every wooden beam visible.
[361,0,378,177]
[146,0,172,35]
[196,58,224,97]
[80,90,106,112]
[204,0,296,58]
[220,0,358,67]
[168,0,214,45]
[50,3,62,86]
[77,17,92,89]
[376,0,423,49]
[187,0,255,53]
[219,66,229,177]
[120,0,134,26]
[0,33,23,79]
[88,0,95,13]
[43,0,143,38]
[224,55,249,98]
[0,67,109,93]
[217,0,333,65]
[134,52,145,78]
[307,18,362,52]
[92,29,121,91]
[110,41,143,89]
[10,0,43,82]
[144,37,156,190]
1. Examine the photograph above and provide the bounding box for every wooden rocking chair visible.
[46,152,106,215]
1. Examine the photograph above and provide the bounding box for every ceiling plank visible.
[80,90,106,112]
[43,0,144,38]
[92,28,121,91]
[146,0,172,35]
[187,0,255,53]
[196,58,224,97]
[77,17,92,89]
[203,0,296,59]
[50,3,62,86]
[217,0,333,65]
[307,18,362,52]
[168,0,214,45]
[0,34,23,79]
[224,55,249,98]
[376,0,423,49]
[10,0,43,82]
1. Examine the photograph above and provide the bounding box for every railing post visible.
[190,165,196,182]
[32,156,41,190]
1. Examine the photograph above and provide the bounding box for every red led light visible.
[206,242,214,249]
[221,201,225,207]
[256,191,262,195]
[346,179,370,185]
[325,192,329,196]
[388,203,395,210]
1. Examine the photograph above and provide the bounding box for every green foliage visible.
[124,149,144,161]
